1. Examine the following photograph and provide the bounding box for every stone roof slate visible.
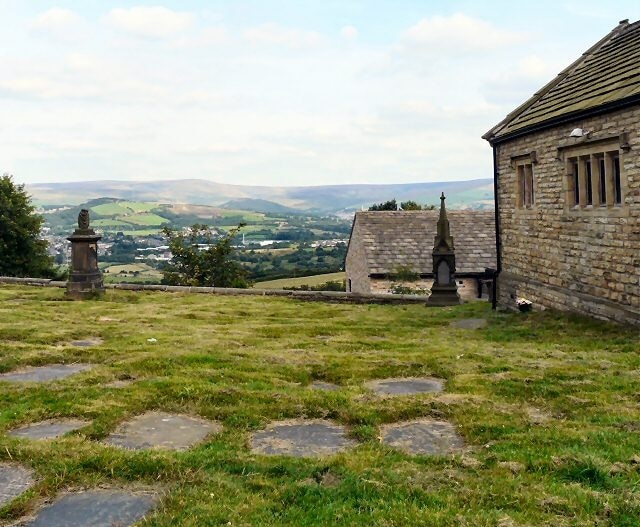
[351,210,496,275]
[484,19,640,141]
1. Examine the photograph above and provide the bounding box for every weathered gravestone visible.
[104,411,221,451]
[251,419,356,457]
[380,419,464,455]
[0,463,34,508]
[66,209,104,299]
[365,377,444,396]
[8,419,90,440]
[0,364,92,383]
[21,489,157,527]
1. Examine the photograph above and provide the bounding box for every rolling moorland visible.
[28,178,494,215]
[0,286,638,526]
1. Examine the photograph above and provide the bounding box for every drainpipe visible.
[492,143,502,310]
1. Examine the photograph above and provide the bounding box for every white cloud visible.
[171,26,229,48]
[340,25,358,41]
[402,13,527,52]
[30,8,87,43]
[482,54,567,105]
[243,23,323,48]
[105,6,193,39]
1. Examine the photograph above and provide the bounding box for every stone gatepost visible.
[427,193,462,306]
[66,209,104,299]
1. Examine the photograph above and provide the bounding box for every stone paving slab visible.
[8,419,90,440]
[0,463,34,507]
[104,379,134,388]
[0,364,93,383]
[70,338,104,347]
[250,419,356,457]
[450,318,488,330]
[365,377,444,396]
[104,411,222,451]
[309,381,340,391]
[20,489,157,527]
[380,419,464,455]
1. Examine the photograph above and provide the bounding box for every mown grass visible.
[254,272,346,289]
[0,285,638,526]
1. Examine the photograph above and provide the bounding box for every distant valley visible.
[27,178,494,215]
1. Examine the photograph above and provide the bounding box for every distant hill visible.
[220,198,303,214]
[27,178,494,214]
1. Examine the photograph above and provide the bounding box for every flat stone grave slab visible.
[251,419,356,457]
[104,411,221,451]
[104,379,134,388]
[309,381,340,391]
[381,419,464,455]
[365,377,444,396]
[0,463,34,507]
[70,338,103,347]
[21,489,157,527]
[0,364,92,383]
[451,318,488,330]
[8,419,90,440]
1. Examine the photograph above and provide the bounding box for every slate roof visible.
[484,19,640,142]
[350,210,496,275]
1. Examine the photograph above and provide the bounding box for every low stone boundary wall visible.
[0,277,428,305]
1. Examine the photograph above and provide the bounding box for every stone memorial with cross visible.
[427,193,462,306]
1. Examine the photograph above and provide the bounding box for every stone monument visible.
[66,209,104,298]
[427,193,462,306]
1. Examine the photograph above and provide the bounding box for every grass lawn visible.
[255,272,346,290]
[0,286,638,526]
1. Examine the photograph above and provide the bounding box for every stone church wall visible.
[495,106,640,325]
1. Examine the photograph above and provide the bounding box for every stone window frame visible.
[510,150,537,211]
[558,133,629,215]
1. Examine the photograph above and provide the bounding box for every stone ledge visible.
[0,276,429,305]
[497,271,640,325]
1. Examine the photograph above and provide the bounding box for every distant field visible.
[220,210,264,222]
[255,272,346,289]
[102,262,162,283]
[91,219,133,227]
[126,201,160,212]
[90,202,133,216]
[117,229,164,236]
[123,213,169,226]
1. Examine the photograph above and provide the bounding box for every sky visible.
[2,1,640,187]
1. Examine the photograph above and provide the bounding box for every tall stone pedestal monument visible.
[427,193,462,306]
[66,209,104,299]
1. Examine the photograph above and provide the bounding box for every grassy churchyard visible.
[0,285,639,526]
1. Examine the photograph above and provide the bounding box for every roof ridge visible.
[483,19,631,143]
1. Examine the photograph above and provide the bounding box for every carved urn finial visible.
[78,209,90,230]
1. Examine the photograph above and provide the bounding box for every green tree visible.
[400,200,422,210]
[0,174,53,277]
[368,199,398,211]
[161,223,250,288]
